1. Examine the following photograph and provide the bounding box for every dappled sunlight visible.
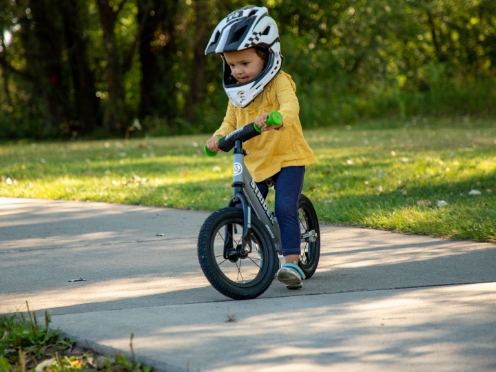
[318,227,496,269]
[2,275,211,315]
[0,232,120,250]
[61,282,496,371]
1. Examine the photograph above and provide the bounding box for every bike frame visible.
[226,139,283,255]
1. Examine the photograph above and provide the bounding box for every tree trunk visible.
[426,10,446,63]
[27,0,71,132]
[137,0,179,125]
[60,0,100,134]
[96,0,128,134]
[184,0,208,123]
[0,35,12,107]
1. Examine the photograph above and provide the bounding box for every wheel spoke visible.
[248,256,262,268]
[236,261,244,282]
[215,255,228,266]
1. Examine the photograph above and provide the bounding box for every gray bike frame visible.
[228,140,283,255]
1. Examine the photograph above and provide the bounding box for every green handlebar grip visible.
[203,111,283,156]
[204,145,217,156]
[266,111,283,126]
[253,111,282,131]
[204,136,223,156]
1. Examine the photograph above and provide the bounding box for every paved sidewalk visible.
[1,197,495,371]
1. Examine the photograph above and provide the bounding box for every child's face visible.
[224,48,265,84]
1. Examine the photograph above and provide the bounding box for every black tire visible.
[197,207,279,300]
[298,194,320,278]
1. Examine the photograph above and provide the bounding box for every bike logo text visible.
[250,179,275,225]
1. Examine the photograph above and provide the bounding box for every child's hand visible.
[206,135,222,153]
[255,112,283,132]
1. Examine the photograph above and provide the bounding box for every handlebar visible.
[204,111,283,156]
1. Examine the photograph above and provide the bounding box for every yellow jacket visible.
[214,71,316,182]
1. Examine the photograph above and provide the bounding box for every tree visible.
[184,0,209,123]
[137,0,179,125]
[60,0,100,134]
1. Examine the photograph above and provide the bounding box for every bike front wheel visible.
[298,194,320,278]
[197,207,279,300]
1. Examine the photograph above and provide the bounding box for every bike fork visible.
[224,190,252,260]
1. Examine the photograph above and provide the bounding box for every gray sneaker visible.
[275,262,306,289]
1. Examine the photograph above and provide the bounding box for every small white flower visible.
[437,200,448,207]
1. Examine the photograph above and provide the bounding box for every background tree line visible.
[0,0,494,140]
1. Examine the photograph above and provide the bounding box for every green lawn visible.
[1,117,495,242]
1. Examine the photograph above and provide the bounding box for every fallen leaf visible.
[437,200,448,207]
[68,278,87,282]
[417,200,431,207]
[35,358,56,370]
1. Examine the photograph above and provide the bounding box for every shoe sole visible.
[276,268,302,289]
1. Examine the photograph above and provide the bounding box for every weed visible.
[0,304,152,371]
[225,308,236,323]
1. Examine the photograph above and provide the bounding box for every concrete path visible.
[1,197,495,371]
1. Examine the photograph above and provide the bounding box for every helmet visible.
[205,6,283,108]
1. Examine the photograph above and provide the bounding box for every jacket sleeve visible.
[274,73,299,128]
[213,101,237,137]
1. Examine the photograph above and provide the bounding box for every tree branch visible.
[123,5,149,73]
[0,54,37,83]
[115,0,128,16]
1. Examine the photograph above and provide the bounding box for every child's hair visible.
[254,47,269,66]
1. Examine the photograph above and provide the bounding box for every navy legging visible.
[254,166,305,256]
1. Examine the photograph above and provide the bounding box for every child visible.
[205,6,316,289]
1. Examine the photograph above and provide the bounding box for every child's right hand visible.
[206,135,222,153]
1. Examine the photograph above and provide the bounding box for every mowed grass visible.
[1,117,495,242]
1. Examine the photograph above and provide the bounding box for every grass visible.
[0,117,495,242]
[0,303,152,371]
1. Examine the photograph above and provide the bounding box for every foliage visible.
[0,1,495,139]
[0,118,494,242]
[0,303,152,371]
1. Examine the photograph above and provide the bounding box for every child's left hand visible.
[255,112,283,132]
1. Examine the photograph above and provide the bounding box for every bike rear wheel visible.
[197,207,279,300]
[298,194,320,278]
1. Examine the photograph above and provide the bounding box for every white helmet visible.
[205,6,283,108]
